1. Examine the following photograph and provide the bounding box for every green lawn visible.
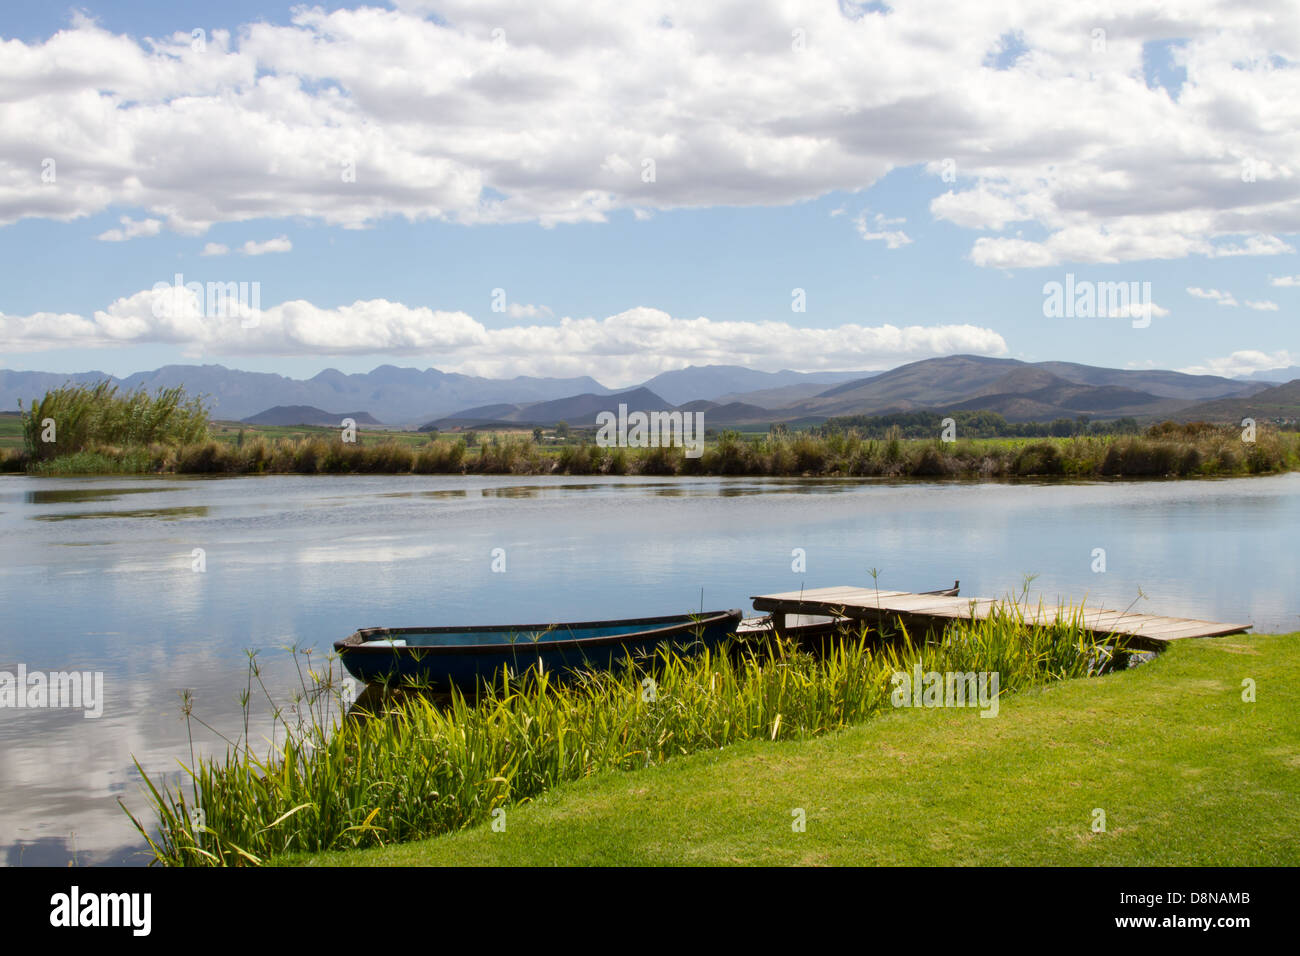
[290,632,1299,866]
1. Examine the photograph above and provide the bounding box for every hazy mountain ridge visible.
[1,356,1279,428]
[426,388,672,428]
[638,365,874,405]
[1174,380,1300,422]
[0,364,612,424]
[788,356,1260,419]
[1238,366,1300,384]
[241,406,383,427]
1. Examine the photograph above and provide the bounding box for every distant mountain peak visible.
[242,405,383,426]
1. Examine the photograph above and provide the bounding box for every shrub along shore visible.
[5,383,1298,478]
[8,425,1298,480]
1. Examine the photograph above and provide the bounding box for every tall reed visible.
[124,609,1121,866]
[21,381,209,461]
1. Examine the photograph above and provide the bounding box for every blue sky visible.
[1,2,1296,386]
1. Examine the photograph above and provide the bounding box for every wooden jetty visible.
[750,586,1250,648]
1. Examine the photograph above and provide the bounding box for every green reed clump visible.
[790,433,829,473]
[22,381,209,462]
[556,442,605,475]
[317,439,418,474]
[239,436,274,473]
[909,443,951,477]
[763,435,796,475]
[1057,436,1109,476]
[885,425,904,462]
[26,447,162,475]
[1013,441,1065,476]
[124,608,1119,866]
[172,440,242,474]
[636,444,680,475]
[472,436,543,474]
[703,430,759,474]
[604,446,629,475]
[290,436,331,473]
[413,438,467,473]
[366,441,418,473]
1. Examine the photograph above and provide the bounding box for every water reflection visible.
[23,486,178,505]
[481,485,541,498]
[380,488,468,499]
[32,506,209,522]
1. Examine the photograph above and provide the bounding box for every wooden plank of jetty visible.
[749,586,1250,646]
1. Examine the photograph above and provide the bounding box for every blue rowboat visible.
[333,609,743,691]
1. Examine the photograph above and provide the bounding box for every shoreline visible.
[10,428,1300,481]
[7,469,1300,485]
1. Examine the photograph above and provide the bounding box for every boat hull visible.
[334,610,743,691]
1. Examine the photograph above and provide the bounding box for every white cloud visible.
[0,295,1008,382]
[504,302,553,319]
[1207,236,1295,258]
[1245,299,1279,311]
[239,236,292,255]
[202,237,291,255]
[971,237,1058,269]
[854,212,912,249]
[94,217,161,242]
[930,186,1043,231]
[969,225,1294,270]
[1180,349,1295,378]
[1107,301,1170,320]
[0,3,1296,267]
[1270,275,1300,287]
[1186,287,1238,306]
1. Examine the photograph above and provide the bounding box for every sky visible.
[0,0,1296,388]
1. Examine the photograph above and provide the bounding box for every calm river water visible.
[1,472,1296,865]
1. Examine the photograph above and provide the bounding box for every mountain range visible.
[423,356,1287,428]
[1243,366,1300,383]
[241,406,383,427]
[2,356,1293,429]
[0,363,865,425]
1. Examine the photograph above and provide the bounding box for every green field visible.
[208,420,435,447]
[0,411,23,450]
[210,420,1050,453]
[290,632,1299,867]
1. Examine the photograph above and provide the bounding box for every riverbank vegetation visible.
[7,383,1299,478]
[124,610,1123,866]
[816,409,1147,438]
[293,631,1299,867]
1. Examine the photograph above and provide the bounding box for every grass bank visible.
[124,611,1122,866]
[292,631,1299,867]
